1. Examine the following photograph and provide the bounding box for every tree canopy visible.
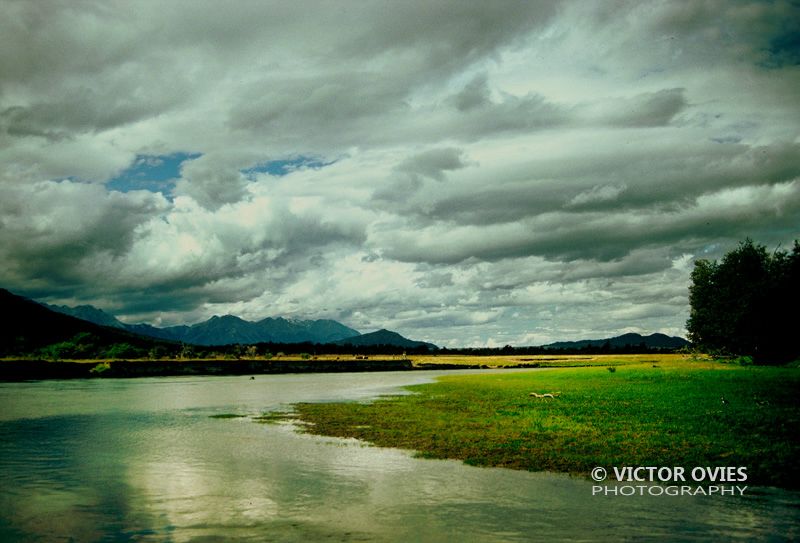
[687,239,800,363]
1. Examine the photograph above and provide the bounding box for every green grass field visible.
[293,356,800,489]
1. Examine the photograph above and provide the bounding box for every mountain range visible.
[43,298,435,349]
[46,300,686,351]
[46,302,360,345]
[542,332,689,350]
[2,288,688,354]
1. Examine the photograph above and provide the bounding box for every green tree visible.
[687,239,799,362]
[687,259,721,350]
[148,345,169,360]
[39,332,99,360]
[104,343,145,359]
[179,343,195,359]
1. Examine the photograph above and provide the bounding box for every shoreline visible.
[0,358,417,380]
[0,358,532,380]
[0,353,698,381]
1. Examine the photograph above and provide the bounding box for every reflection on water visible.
[1,372,798,542]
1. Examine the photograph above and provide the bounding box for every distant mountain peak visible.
[44,302,127,329]
[335,328,437,350]
[210,314,245,322]
[542,332,689,350]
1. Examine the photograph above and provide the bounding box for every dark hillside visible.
[0,289,172,357]
[335,329,437,350]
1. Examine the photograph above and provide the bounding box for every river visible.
[1,371,798,541]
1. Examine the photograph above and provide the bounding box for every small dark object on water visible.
[250,376,255,380]
[607,366,616,373]
[652,364,660,368]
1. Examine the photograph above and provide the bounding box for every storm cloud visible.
[1,0,798,346]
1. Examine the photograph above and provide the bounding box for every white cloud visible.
[1,1,798,345]
[568,184,627,207]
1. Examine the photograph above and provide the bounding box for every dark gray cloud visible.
[373,147,470,202]
[0,180,167,288]
[397,148,468,181]
[594,88,688,127]
[377,178,800,264]
[0,79,182,140]
[404,141,800,227]
[644,0,800,67]
[1,1,798,345]
[174,156,250,210]
[451,74,493,111]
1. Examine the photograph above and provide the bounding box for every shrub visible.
[89,362,111,374]
[104,343,145,359]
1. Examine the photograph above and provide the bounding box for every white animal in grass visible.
[529,391,561,399]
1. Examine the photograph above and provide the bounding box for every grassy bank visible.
[293,356,800,489]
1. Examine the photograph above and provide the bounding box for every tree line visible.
[29,335,682,361]
[29,335,439,361]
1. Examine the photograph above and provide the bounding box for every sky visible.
[1,1,798,347]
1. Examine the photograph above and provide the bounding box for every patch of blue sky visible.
[106,152,201,194]
[241,156,335,179]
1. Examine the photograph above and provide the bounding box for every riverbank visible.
[0,358,415,380]
[0,353,684,380]
[292,357,800,489]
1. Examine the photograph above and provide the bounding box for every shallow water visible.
[0,371,798,542]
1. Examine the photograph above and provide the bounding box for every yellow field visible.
[406,352,700,368]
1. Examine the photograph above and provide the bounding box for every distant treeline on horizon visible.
[98,339,688,359]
